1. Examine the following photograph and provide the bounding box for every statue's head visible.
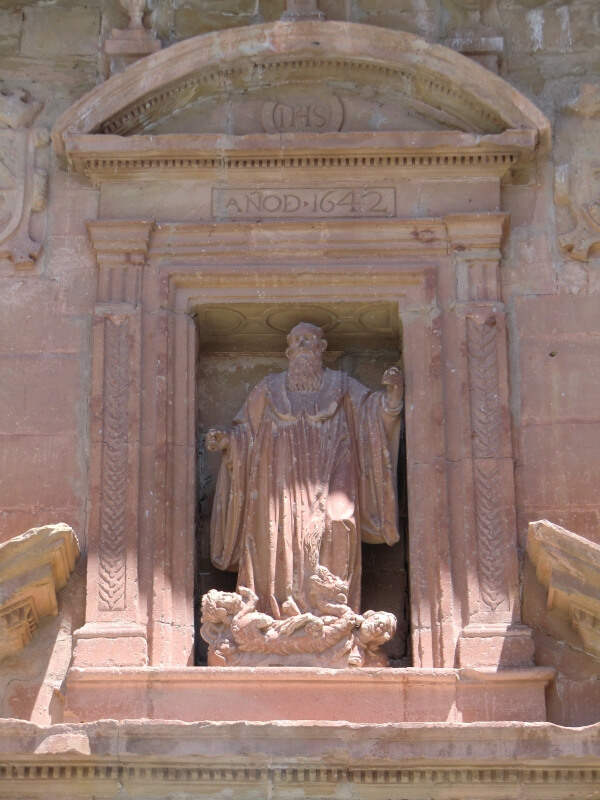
[285,323,327,391]
[286,322,327,361]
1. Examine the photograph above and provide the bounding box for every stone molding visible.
[64,130,535,184]
[87,214,507,270]
[61,665,554,723]
[0,524,80,661]
[527,519,600,658]
[0,719,598,799]
[51,21,551,162]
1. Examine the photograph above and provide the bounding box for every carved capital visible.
[445,212,508,253]
[87,220,153,305]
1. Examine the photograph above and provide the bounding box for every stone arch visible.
[53,20,550,160]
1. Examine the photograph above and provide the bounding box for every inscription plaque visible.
[212,187,396,219]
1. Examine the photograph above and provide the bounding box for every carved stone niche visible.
[195,301,410,667]
[52,20,554,723]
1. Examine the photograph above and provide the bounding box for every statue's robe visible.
[210,368,401,617]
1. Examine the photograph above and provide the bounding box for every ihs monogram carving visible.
[467,314,506,611]
[98,316,129,612]
[0,85,48,269]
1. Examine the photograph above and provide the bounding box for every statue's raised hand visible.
[381,366,404,412]
[206,428,231,452]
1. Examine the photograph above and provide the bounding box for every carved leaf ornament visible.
[467,314,506,611]
[98,317,129,611]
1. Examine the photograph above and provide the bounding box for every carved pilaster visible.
[73,221,153,668]
[97,314,129,611]
[443,214,534,667]
[466,312,507,612]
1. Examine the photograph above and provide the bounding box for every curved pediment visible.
[53,20,549,164]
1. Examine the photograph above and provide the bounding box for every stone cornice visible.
[527,519,600,658]
[0,719,598,798]
[0,524,80,661]
[64,130,536,184]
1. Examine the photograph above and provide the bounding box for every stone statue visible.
[201,322,403,667]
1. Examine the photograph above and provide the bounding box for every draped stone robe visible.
[210,368,401,618]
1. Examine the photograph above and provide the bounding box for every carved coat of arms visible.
[0,86,48,268]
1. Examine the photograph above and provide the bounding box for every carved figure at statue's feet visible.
[200,567,397,667]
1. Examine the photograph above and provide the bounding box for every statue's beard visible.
[286,352,324,392]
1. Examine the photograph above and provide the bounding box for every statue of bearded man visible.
[206,322,403,621]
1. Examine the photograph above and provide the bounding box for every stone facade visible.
[1,0,600,797]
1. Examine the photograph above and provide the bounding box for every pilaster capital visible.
[445,212,509,254]
[86,219,154,269]
[87,220,154,305]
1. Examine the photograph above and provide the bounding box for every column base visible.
[72,622,148,668]
[458,623,535,668]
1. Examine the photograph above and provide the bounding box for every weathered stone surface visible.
[0,524,79,661]
[21,7,100,58]
[526,519,600,659]
[61,665,553,723]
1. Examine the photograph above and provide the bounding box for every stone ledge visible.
[527,519,600,658]
[0,523,80,661]
[61,665,555,724]
[0,718,598,800]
